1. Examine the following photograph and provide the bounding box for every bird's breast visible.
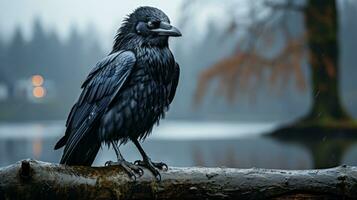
[136,47,176,84]
[99,47,177,142]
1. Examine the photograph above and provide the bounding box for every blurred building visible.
[13,75,55,103]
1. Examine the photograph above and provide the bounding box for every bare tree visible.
[194,0,352,124]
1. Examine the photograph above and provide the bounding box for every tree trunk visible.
[304,0,351,121]
[1,159,357,200]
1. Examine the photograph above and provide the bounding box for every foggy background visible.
[1,0,357,169]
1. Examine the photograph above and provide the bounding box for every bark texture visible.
[1,159,357,199]
[304,0,351,121]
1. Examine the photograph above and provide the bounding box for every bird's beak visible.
[150,22,182,37]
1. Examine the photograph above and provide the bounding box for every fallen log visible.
[0,159,356,199]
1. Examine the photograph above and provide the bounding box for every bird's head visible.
[113,6,181,51]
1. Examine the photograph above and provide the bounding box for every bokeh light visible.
[33,86,46,98]
[32,75,44,86]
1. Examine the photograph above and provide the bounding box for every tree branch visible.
[1,159,357,199]
[195,35,307,103]
[264,0,305,12]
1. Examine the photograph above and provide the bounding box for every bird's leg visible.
[132,139,168,181]
[105,141,143,180]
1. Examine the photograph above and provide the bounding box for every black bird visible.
[54,6,181,180]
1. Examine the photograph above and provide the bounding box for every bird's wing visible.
[168,62,180,104]
[62,51,127,133]
[80,52,123,88]
[55,51,136,162]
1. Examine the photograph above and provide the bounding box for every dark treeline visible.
[0,19,105,121]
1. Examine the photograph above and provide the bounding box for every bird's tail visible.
[59,131,101,166]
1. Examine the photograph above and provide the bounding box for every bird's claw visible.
[134,159,167,181]
[134,160,168,170]
[155,162,168,171]
[105,160,113,166]
[105,160,143,180]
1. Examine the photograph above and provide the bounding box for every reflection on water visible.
[0,121,357,169]
[273,135,357,169]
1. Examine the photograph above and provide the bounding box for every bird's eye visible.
[147,21,160,29]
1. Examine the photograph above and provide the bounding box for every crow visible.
[54,6,181,181]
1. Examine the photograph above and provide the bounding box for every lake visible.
[1,120,357,169]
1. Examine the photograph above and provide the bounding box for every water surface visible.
[1,120,356,169]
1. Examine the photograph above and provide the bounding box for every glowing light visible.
[33,86,46,98]
[32,137,42,159]
[32,75,44,86]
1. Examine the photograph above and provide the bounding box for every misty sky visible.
[0,0,182,45]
